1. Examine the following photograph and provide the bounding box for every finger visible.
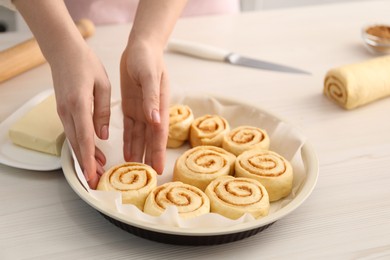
[141,73,161,124]
[123,114,134,161]
[131,120,146,162]
[95,146,106,166]
[96,160,105,177]
[144,125,153,167]
[88,174,100,189]
[60,113,83,175]
[151,72,170,174]
[60,112,98,188]
[93,75,111,140]
[72,97,98,189]
[57,98,87,178]
[151,126,166,174]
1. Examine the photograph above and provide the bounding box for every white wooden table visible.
[1,1,390,259]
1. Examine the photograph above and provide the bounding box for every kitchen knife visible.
[167,39,310,75]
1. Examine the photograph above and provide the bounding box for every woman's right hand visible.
[49,42,111,189]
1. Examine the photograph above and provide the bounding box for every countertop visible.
[1,1,390,259]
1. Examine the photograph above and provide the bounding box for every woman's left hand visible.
[120,39,170,174]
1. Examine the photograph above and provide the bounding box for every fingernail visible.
[83,170,90,181]
[101,125,109,140]
[152,109,160,124]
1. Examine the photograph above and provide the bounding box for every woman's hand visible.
[50,43,111,189]
[118,0,187,174]
[14,0,112,189]
[120,39,169,174]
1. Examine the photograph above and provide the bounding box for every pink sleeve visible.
[64,0,240,25]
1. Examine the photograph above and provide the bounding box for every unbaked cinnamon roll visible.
[222,125,270,156]
[97,162,157,210]
[167,104,194,148]
[189,114,230,147]
[205,176,270,220]
[173,145,236,191]
[324,56,390,109]
[143,181,210,219]
[235,149,293,202]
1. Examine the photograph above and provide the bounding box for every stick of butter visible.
[9,95,65,156]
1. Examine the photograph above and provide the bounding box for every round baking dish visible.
[61,95,319,245]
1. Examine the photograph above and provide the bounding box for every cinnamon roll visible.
[143,181,210,219]
[167,104,194,148]
[97,162,157,210]
[173,145,236,191]
[205,176,270,220]
[235,149,293,202]
[189,114,230,147]
[222,125,270,156]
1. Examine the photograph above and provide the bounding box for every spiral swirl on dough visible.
[205,176,269,219]
[222,125,270,156]
[190,114,230,147]
[235,149,293,202]
[97,162,157,210]
[167,104,194,148]
[324,74,348,108]
[173,145,236,191]
[144,182,210,219]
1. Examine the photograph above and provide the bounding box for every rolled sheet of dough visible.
[324,55,390,109]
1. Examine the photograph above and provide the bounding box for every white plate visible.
[0,89,62,171]
[61,95,319,244]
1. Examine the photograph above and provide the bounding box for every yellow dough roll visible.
[144,181,210,219]
[324,56,390,109]
[205,176,270,220]
[222,125,270,156]
[189,114,230,147]
[173,145,236,191]
[97,162,157,210]
[167,104,194,148]
[235,149,293,202]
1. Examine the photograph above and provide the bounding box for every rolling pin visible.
[0,19,95,83]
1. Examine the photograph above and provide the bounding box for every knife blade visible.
[167,39,311,75]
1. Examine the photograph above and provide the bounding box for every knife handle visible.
[167,39,230,62]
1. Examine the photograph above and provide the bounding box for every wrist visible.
[43,34,88,67]
[127,28,167,53]
[127,0,187,52]
[126,35,165,57]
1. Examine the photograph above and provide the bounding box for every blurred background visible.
[0,0,371,33]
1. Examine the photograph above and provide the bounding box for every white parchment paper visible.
[72,94,307,228]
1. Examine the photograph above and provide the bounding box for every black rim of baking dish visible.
[99,211,275,245]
